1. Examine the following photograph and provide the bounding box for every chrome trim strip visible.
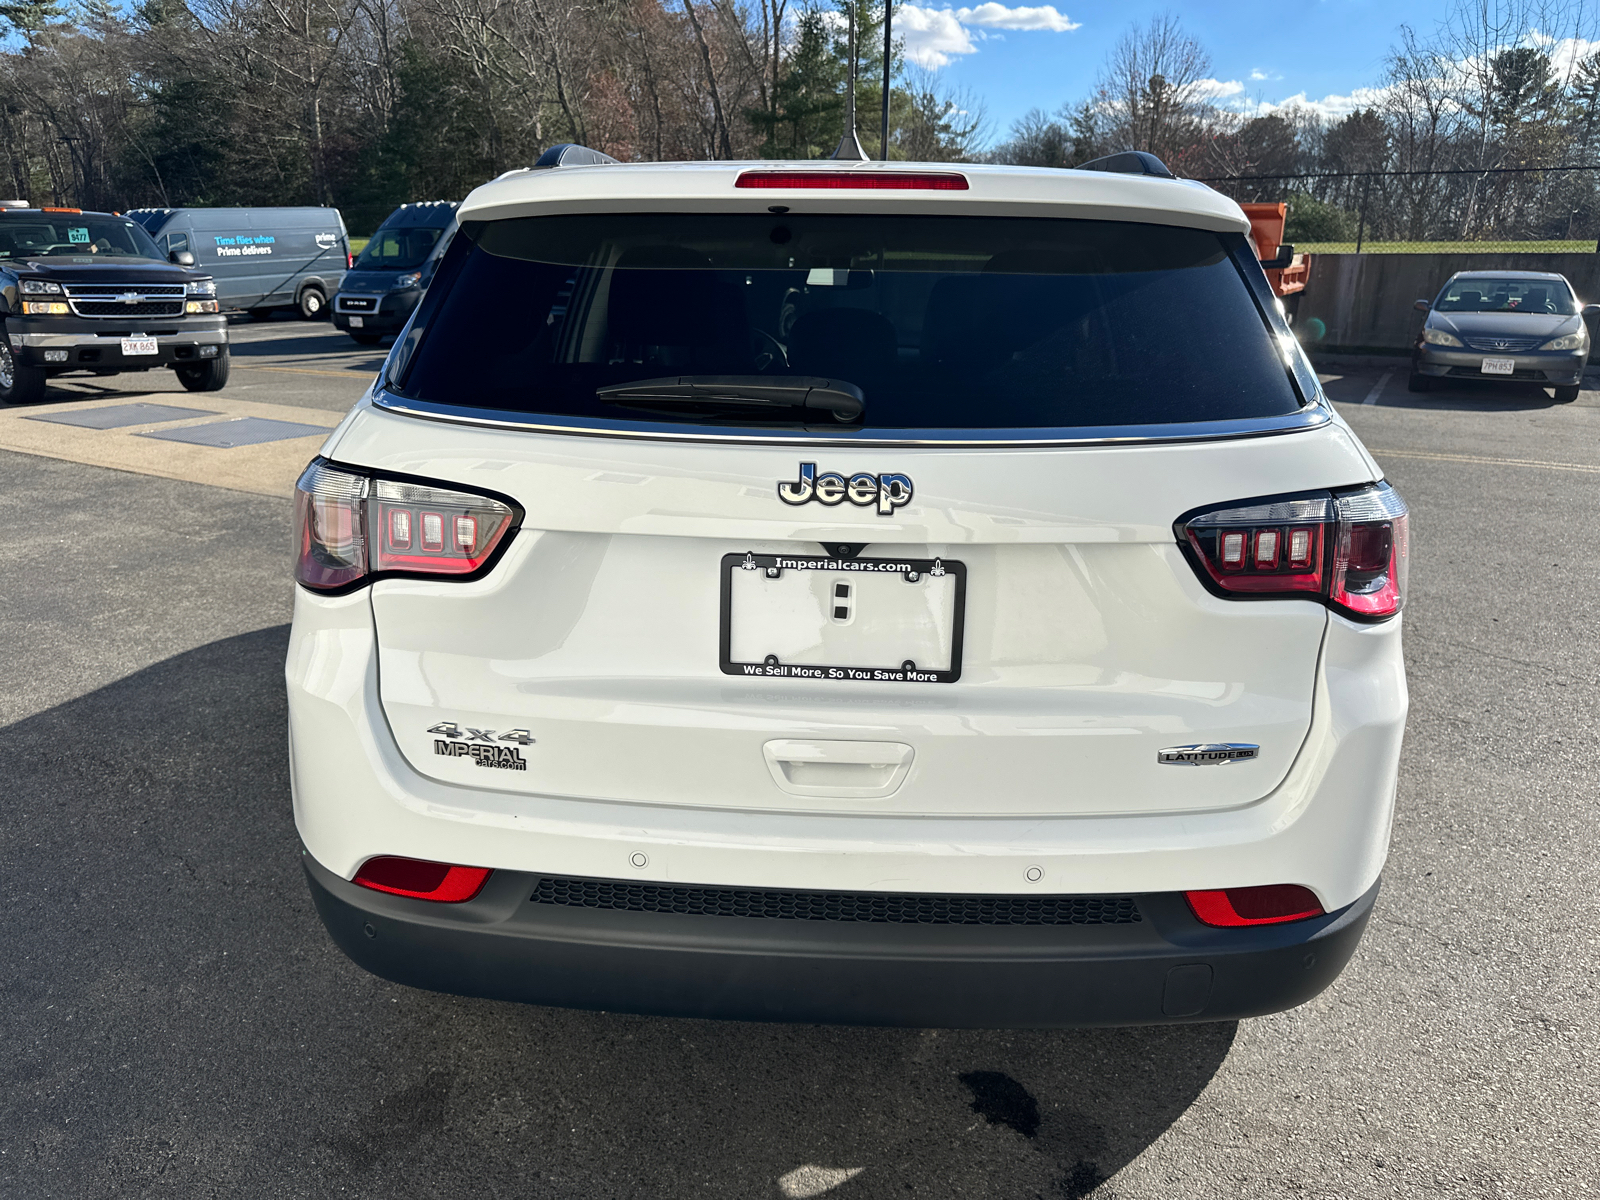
[369,390,1334,448]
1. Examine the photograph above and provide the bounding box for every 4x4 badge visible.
[1157,743,1260,766]
[777,462,913,516]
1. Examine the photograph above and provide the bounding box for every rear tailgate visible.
[343,407,1374,817]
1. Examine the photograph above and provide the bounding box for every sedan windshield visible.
[1435,276,1577,315]
[356,226,445,271]
[393,213,1303,431]
[0,215,164,261]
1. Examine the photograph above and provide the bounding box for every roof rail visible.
[1077,151,1175,179]
[533,143,621,169]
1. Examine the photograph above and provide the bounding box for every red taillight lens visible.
[1330,486,1410,618]
[734,170,969,190]
[294,460,519,592]
[1177,483,1408,619]
[353,856,491,902]
[1185,885,1325,927]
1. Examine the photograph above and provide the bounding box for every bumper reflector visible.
[1185,884,1325,927]
[353,856,491,902]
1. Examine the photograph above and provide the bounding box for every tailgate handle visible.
[762,739,914,798]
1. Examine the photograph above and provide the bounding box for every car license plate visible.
[348,316,364,328]
[720,553,966,683]
[121,336,158,357]
[1481,357,1515,375]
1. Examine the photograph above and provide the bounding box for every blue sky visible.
[897,0,1447,138]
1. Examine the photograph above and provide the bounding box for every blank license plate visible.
[1480,357,1515,375]
[348,316,364,327]
[720,553,966,683]
[121,337,158,356]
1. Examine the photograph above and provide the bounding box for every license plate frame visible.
[348,315,364,328]
[720,552,967,684]
[1480,357,1516,375]
[120,336,158,357]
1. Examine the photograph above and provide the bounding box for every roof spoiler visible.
[532,143,621,169]
[1077,151,1175,179]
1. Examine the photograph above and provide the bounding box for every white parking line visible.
[1362,370,1394,406]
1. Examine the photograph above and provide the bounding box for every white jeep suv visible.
[288,150,1408,1027]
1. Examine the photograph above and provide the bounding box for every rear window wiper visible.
[596,375,864,423]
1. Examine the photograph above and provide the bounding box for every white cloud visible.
[1190,78,1246,100]
[1249,68,1283,82]
[1232,85,1395,120]
[897,6,979,67]
[953,4,1080,32]
[897,3,1078,68]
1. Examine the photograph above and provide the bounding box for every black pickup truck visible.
[0,206,228,405]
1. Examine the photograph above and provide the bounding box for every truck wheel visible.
[1406,371,1432,393]
[298,287,327,320]
[0,334,47,404]
[1553,384,1580,402]
[349,332,382,346]
[175,350,230,393]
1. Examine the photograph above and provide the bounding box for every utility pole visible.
[881,0,892,159]
[832,2,867,160]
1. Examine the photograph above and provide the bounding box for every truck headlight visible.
[185,279,217,297]
[20,279,62,295]
[394,272,421,289]
[1541,331,1586,351]
[22,300,69,315]
[186,300,220,313]
[1422,328,1463,347]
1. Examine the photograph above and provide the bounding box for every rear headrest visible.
[605,247,749,365]
[787,308,896,382]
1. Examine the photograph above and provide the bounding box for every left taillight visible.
[294,459,520,593]
[1176,482,1409,621]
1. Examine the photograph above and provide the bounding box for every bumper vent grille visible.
[531,875,1142,925]
[1447,365,1548,380]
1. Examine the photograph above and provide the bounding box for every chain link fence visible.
[1197,166,1600,254]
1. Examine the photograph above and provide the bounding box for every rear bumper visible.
[304,852,1379,1027]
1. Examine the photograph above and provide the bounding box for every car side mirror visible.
[1583,304,1600,317]
[1260,243,1295,270]
[1414,299,1430,312]
[169,249,195,267]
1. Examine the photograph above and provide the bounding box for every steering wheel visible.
[753,329,789,372]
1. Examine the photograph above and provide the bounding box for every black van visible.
[127,207,349,319]
[332,201,457,344]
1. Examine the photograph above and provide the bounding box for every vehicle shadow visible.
[0,627,1236,1199]
[1378,378,1576,412]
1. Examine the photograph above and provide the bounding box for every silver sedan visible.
[1410,269,1598,402]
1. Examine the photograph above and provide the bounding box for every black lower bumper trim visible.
[303,853,1378,1028]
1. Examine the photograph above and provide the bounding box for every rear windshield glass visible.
[396,214,1301,431]
[0,215,163,261]
[357,225,447,270]
[1434,276,1577,315]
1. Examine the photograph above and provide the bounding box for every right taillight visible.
[294,459,520,593]
[1177,482,1409,620]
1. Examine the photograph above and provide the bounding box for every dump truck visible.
[1242,201,1311,322]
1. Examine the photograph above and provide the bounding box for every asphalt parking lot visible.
[2,328,1597,1199]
